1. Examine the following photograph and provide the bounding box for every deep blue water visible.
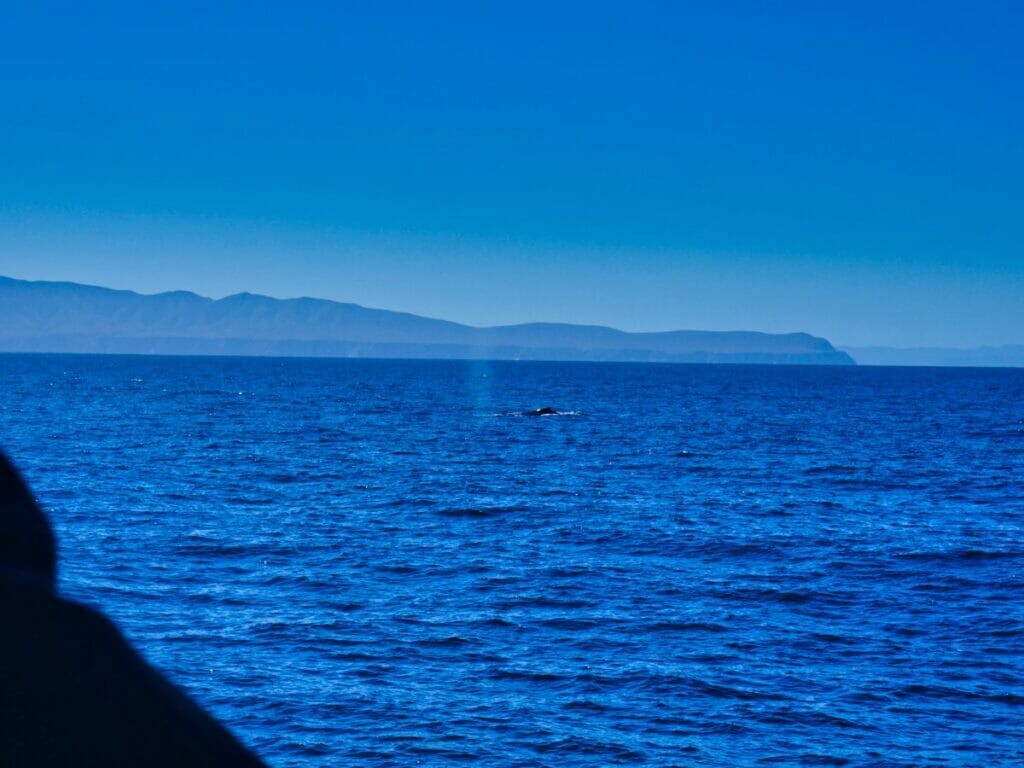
[1,354,1022,767]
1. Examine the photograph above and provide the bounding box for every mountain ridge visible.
[0,276,854,365]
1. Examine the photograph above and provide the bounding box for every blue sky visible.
[1,1,1021,347]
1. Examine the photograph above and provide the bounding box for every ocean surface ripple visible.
[1,356,1022,767]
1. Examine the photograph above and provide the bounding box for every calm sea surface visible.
[1,354,1022,767]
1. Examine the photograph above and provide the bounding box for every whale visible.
[0,452,265,767]
[527,407,560,416]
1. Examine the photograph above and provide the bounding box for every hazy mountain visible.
[844,346,1024,367]
[0,276,854,364]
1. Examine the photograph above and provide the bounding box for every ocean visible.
[1,354,1022,766]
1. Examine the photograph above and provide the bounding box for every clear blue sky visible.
[1,1,1021,347]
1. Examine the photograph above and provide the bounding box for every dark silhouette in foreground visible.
[0,453,265,767]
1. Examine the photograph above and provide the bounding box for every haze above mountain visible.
[0,276,853,364]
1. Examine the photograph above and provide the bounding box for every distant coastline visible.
[843,345,1024,368]
[0,276,853,365]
